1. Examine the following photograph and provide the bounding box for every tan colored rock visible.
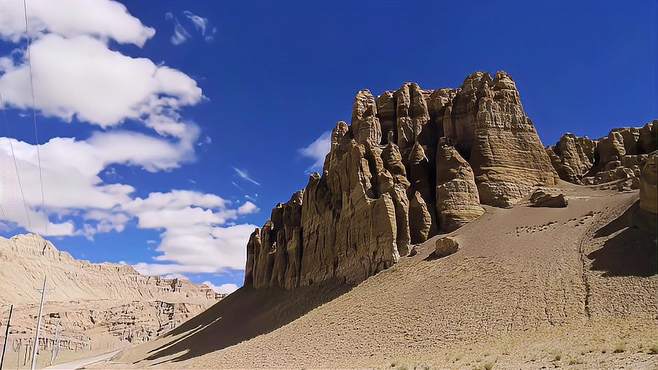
[407,139,437,236]
[529,189,568,208]
[381,131,410,187]
[352,90,382,146]
[436,142,484,231]
[597,131,626,165]
[408,191,431,244]
[548,133,597,183]
[615,127,640,155]
[244,71,573,290]
[640,151,657,215]
[376,91,396,141]
[449,71,558,207]
[302,139,400,285]
[395,82,430,152]
[0,234,218,360]
[638,121,657,153]
[381,132,411,255]
[434,236,459,258]
[427,88,456,139]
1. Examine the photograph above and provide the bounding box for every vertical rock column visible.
[435,141,484,232]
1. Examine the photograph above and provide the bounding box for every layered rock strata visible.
[547,121,657,190]
[245,71,559,289]
[0,234,219,362]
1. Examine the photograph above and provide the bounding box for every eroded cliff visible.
[244,71,560,290]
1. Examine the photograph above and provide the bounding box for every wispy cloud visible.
[165,10,216,46]
[233,167,261,186]
[299,131,331,170]
[165,12,191,45]
[183,11,217,42]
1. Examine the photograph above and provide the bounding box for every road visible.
[43,350,122,370]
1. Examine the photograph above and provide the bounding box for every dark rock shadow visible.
[593,204,634,238]
[138,280,352,365]
[588,203,657,277]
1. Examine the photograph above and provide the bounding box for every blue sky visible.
[0,0,655,293]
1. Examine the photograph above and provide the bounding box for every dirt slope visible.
[113,185,658,369]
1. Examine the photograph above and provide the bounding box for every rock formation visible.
[446,71,559,207]
[435,140,484,231]
[529,189,568,208]
[434,236,459,258]
[547,121,657,190]
[244,71,575,290]
[639,151,657,215]
[0,234,219,363]
[546,133,597,184]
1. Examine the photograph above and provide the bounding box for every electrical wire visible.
[0,94,32,230]
[22,0,47,235]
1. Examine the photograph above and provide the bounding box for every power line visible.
[0,94,32,230]
[22,0,47,235]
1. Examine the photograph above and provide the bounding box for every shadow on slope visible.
[139,280,352,365]
[588,202,657,277]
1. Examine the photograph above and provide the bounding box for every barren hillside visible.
[0,234,218,369]
[113,185,657,369]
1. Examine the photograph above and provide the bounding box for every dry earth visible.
[101,184,657,369]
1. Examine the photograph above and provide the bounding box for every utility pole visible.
[0,304,13,370]
[49,323,60,366]
[31,276,46,370]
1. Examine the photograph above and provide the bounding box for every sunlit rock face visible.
[547,121,657,191]
[244,71,568,290]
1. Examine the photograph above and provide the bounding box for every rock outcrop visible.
[0,234,219,363]
[435,140,484,231]
[244,71,565,290]
[546,133,597,184]
[529,189,568,208]
[446,71,559,207]
[434,236,459,258]
[639,151,657,215]
[548,121,657,190]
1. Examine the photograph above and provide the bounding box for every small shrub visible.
[483,362,494,370]
[552,353,561,362]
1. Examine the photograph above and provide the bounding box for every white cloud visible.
[232,167,261,186]
[202,281,238,295]
[165,10,216,46]
[0,34,202,139]
[299,131,331,170]
[126,191,258,274]
[0,131,194,235]
[0,0,254,278]
[0,0,155,46]
[165,11,191,45]
[237,201,258,215]
[183,11,208,35]
[162,273,188,280]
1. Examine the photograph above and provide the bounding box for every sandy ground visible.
[101,185,657,369]
[44,349,121,369]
